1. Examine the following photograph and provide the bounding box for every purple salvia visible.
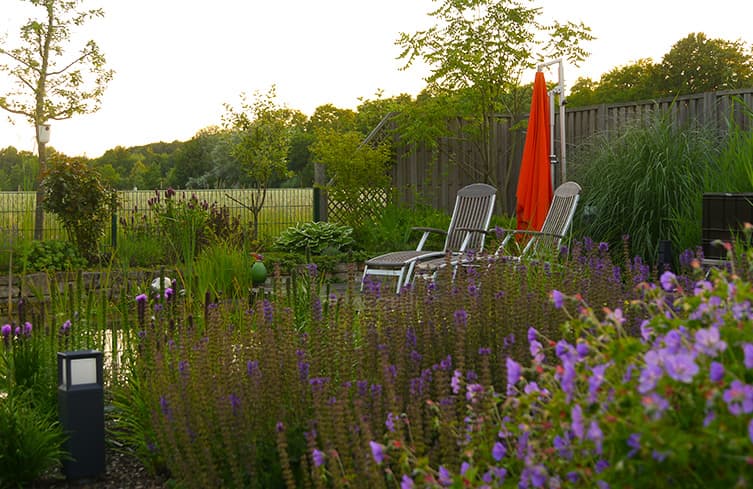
[312,449,325,467]
[451,369,463,394]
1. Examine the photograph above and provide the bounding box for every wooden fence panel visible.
[388,88,753,217]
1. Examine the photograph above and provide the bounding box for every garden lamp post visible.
[57,350,105,481]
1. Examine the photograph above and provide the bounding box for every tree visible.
[0,0,113,239]
[222,86,298,240]
[568,58,659,106]
[396,0,592,205]
[567,33,753,107]
[658,32,753,95]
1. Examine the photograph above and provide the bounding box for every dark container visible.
[702,193,753,259]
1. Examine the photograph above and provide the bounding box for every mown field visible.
[0,188,314,244]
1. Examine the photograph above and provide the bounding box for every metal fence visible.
[0,188,314,246]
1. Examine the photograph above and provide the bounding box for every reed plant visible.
[571,110,720,265]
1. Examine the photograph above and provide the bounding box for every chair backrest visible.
[523,181,581,255]
[444,183,497,253]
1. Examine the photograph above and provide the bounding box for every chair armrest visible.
[455,227,492,252]
[410,227,448,251]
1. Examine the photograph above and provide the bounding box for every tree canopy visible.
[568,33,753,106]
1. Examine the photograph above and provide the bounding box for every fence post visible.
[314,163,328,222]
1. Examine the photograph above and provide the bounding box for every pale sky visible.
[0,0,751,158]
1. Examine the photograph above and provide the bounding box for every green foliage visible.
[396,0,593,190]
[569,32,753,106]
[223,86,301,239]
[0,390,67,489]
[571,110,720,264]
[352,200,451,254]
[19,239,87,272]
[192,241,255,298]
[310,128,392,227]
[41,156,113,263]
[273,221,355,254]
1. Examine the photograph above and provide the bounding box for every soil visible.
[29,442,168,489]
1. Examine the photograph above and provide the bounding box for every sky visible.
[0,0,751,158]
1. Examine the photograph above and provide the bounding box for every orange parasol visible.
[515,71,553,231]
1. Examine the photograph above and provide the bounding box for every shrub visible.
[18,239,87,272]
[273,221,354,255]
[42,156,113,263]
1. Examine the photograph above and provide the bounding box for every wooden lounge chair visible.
[415,181,581,281]
[361,183,497,293]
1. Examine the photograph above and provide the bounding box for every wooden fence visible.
[387,88,753,216]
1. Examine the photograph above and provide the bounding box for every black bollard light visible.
[57,350,105,481]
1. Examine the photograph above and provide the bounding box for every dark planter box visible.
[702,193,753,259]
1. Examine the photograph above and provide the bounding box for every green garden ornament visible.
[251,253,267,286]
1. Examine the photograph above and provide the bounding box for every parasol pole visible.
[537,58,566,186]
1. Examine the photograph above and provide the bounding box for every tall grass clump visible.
[571,110,720,264]
[113,239,665,488]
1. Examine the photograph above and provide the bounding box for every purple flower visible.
[723,380,753,415]
[664,352,699,383]
[492,441,506,461]
[527,327,538,342]
[61,320,72,334]
[576,341,589,359]
[553,435,572,460]
[598,241,609,253]
[466,383,484,402]
[276,421,284,433]
[246,360,259,377]
[660,271,676,291]
[640,320,653,342]
[638,364,663,394]
[694,327,726,357]
[595,459,609,474]
[597,481,610,489]
[566,471,579,483]
[642,393,670,420]
[1,324,11,339]
[369,441,386,464]
[312,449,325,467]
[451,369,463,394]
[555,340,574,362]
[627,433,641,457]
[438,466,452,486]
[529,340,544,364]
[460,462,470,475]
[135,293,148,304]
[571,404,585,439]
[506,357,521,394]
[454,309,468,326]
[385,412,397,432]
[588,363,609,402]
[744,343,753,369]
[23,322,32,336]
[401,475,415,489]
[710,361,725,382]
[587,420,604,454]
[551,289,565,309]
[560,362,576,402]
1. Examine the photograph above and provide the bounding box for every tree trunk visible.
[34,140,46,240]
